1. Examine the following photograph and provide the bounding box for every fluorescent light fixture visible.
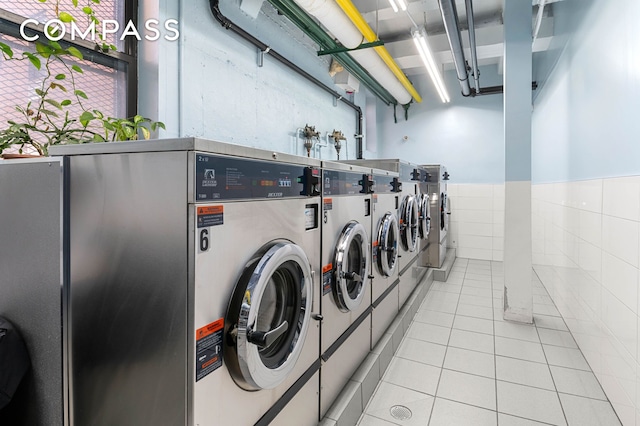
[412,29,450,103]
[387,0,399,12]
[396,0,408,11]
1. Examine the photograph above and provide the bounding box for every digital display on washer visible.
[194,153,311,201]
[322,170,366,196]
[372,175,395,194]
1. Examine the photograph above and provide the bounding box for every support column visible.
[502,0,533,323]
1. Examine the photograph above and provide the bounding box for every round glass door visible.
[375,212,399,277]
[441,192,448,231]
[225,240,312,391]
[399,195,419,252]
[332,221,369,312]
[418,193,431,239]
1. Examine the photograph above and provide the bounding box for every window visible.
[0,0,137,154]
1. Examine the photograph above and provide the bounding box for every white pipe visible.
[533,0,546,45]
[293,0,412,105]
[315,133,330,160]
[295,127,303,156]
[293,0,363,48]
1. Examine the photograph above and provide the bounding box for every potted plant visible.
[0,0,164,157]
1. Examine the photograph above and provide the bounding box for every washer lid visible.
[225,241,313,391]
[375,212,399,277]
[399,195,419,252]
[418,194,431,239]
[332,221,370,312]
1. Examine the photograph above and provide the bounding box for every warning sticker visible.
[322,263,333,296]
[197,206,224,228]
[323,198,333,211]
[373,194,378,204]
[196,319,224,382]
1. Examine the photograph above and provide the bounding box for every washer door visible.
[418,194,431,239]
[375,212,399,277]
[441,192,448,231]
[332,221,369,312]
[399,195,419,252]
[225,241,313,391]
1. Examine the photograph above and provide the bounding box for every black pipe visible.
[209,0,365,158]
[473,82,538,96]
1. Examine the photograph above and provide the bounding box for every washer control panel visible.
[194,153,318,201]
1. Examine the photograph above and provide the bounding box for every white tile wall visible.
[532,177,640,425]
[448,184,505,262]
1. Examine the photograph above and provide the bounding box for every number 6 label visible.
[199,228,210,253]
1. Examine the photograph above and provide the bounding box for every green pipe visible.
[267,0,397,106]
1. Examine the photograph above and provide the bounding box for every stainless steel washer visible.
[319,161,373,417]
[44,138,323,426]
[421,165,450,268]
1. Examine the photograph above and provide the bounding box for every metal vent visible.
[389,405,412,420]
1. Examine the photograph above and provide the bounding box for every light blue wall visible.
[532,0,640,183]
[375,65,505,184]
[139,0,365,160]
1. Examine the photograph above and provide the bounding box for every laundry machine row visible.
[343,159,430,310]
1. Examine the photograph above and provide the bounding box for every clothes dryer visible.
[47,138,323,426]
[319,161,373,416]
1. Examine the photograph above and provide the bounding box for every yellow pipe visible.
[335,0,423,103]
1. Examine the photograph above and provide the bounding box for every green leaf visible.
[110,44,117,51]
[91,0,100,3]
[82,6,92,14]
[35,88,46,96]
[35,42,52,58]
[79,111,94,122]
[51,83,68,92]
[55,73,66,80]
[41,109,59,118]
[59,12,75,23]
[24,53,41,70]
[140,126,151,140]
[133,115,143,124]
[0,42,14,58]
[45,99,63,110]
[92,110,104,119]
[92,134,106,142]
[74,90,88,100]
[71,65,83,73]
[72,0,78,6]
[49,41,61,50]
[37,0,47,2]
[61,100,72,106]
[156,122,166,130]
[67,46,83,60]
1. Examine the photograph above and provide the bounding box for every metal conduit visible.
[438,0,471,96]
[465,0,481,94]
[208,0,365,158]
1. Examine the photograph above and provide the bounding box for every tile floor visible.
[357,258,622,426]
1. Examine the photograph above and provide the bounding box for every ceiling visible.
[348,0,557,78]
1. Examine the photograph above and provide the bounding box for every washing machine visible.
[319,161,373,417]
[47,138,323,426]
[343,159,421,309]
[370,168,401,349]
[416,166,432,278]
[421,165,450,268]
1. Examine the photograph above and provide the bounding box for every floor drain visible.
[389,405,412,420]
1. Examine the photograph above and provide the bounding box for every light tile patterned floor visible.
[357,259,622,426]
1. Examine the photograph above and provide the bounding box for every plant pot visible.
[1,153,41,160]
